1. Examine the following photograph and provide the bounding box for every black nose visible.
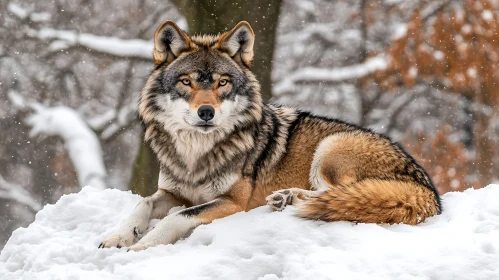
[197,105,215,122]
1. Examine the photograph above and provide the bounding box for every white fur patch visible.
[217,95,251,131]
[310,135,339,192]
[153,92,249,132]
[100,194,156,248]
[151,93,253,172]
[173,131,219,170]
[159,171,238,205]
[129,213,200,250]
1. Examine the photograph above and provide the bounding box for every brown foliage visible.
[404,126,481,194]
[379,0,499,183]
[381,0,499,99]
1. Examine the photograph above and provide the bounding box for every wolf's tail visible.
[296,179,441,225]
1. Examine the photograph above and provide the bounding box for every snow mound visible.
[1,185,499,280]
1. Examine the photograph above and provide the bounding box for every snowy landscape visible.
[1,0,499,278]
[1,185,499,279]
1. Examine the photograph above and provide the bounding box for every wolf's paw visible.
[127,241,155,252]
[99,228,138,249]
[266,189,293,211]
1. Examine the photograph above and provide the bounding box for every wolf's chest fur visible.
[146,121,252,203]
[160,130,244,204]
[145,104,298,204]
[172,131,221,171]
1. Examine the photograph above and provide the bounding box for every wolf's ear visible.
[217,21,255,68]
[153,21,192,66]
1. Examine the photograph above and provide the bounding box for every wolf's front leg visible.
[128,197,244,251]
[99,189,183,248]
[128,180,251,251]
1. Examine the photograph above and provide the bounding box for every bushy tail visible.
[296,179,441,225]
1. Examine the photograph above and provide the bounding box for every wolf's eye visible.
[181,79,191,86]
[218,79,228,87]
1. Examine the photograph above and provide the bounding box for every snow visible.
[434,50,444,60]
[7,3,28,19]
[25,107,107,189]
[34,28,153,59]
[0,175,41,213]
[467,68,477,78]
[279,23,357,45]
[7,3,51,22]
[392,24,408,40]
[1,185,499,280]
[482,10,493,21]
[462,24,472,34]
[87,103,136,141]
[29,12,51,23]
[408,66,418,77]
[274,56,388,95]
[8,92,107,190]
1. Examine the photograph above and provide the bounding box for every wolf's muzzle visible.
[198,105,215,121]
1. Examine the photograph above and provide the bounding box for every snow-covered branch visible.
[9,92,107,190]
[274,56,388,95]
[31,28,153,61]
[279,23,360,46]
[7,3,51,22]
[0,175,41,213]
[9,3,153,61]
[87,103,137,141]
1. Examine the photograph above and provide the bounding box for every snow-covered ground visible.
[1,185,499,280]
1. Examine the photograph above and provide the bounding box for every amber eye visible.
[181,78,191,86]
[218,79,228,87]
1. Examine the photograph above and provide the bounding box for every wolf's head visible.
[139,21,263,136]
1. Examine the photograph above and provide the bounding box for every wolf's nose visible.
[198,105,215,121]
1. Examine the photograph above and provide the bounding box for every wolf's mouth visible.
[195,123,215,127]
[183,118,216,128]
[193,122,217,133]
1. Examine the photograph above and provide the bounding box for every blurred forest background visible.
[1,0,498,248]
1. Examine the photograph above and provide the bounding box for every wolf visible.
[99,21,441,251]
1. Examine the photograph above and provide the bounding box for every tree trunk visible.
[129,0,282,195]
[474,113,493,185]
[473,89,494,185]
[171,0,281,101]
[129,133,160,196]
